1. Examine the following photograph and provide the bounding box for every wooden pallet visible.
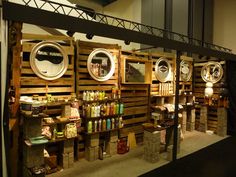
[119,51,150,138]
[17,33,75,115]
[76,40,120,98]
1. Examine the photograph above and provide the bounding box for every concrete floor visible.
[48,131,226,177]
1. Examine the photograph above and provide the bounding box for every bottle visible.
[119,103,124,114]
[102,91,106,100]
[94,91,98,101]
[115,118,119,128]
[113,103,116,115]
[94,120,98,132]
[102,119,106,131]
[86,91,90,101]
[53,127,57,140]
[100,104,104,116]
[86,104,91,117]
[82,104,86,117]
[83,91,86,101]
[99,91,103,100]
[96,105,100,117]
[110,102,114,115]
[98,119,102,132]
[111,118,115,129]
[90,91,94,101]
[119,117,123,128]
[91,105,95,118]
[117,90,121,99]
[88,121,92,133]
[106,103,110,116]
[116,102,120,115]
[107,119,111,130]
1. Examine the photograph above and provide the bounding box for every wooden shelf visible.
[151,94,175,97]
[82,114,123,120]
[42,118,80,126]
[47,137,76,143]
[21,111,49,118]
[24,139,48,147]
[81,98,121,104]
[85,128,120,135]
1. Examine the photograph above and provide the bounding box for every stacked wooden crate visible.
[217,108,227,136]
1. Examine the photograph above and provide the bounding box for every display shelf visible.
[151,94,175,97]
[24,139,48,147]
[21,111,48,118]
[81,98,121,104]
[81,114,123,120]
[42,118,80,126]
[85,128,120,135]
[47,137,76,143]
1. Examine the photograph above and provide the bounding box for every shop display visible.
[87,48,115,82]
[154,57,172,82]
[30,41,68,80]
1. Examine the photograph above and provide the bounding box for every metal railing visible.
[20,0,232,53]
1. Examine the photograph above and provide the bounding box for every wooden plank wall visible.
[194,60,226,132]
[119,51,150,142]
[76,40,120,155]
[19,34,75,115]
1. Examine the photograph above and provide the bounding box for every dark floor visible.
[140,136,236,177]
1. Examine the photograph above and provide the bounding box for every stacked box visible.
[109,130,118,142]
[85,146,99,161]
[186,109,195,132]
[217,108,227,137]
[182,111,187,134]
[167,145,173,161]
[86,134,99,147]
[59,153,69,169]
[23,144,44,168]
[198,106,208,132]
[68,152,74,167]
[63,139,74,153]
[143,130,161,163]
[62,104,71,118]
[106,141,117,156]
[23,118,42,139]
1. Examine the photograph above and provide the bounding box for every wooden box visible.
[62,139,74,153]
[59,153,69,169]
[23,145,44,168]
[85,146,99,161]
[62,104,71,118]
[23,118,42,139]
[106,142,117,156]
[109,130,118,142]
[86,134,99,147]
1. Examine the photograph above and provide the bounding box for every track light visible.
[86,34,94,40]
[124,40,130,45]
[66,31,75,37]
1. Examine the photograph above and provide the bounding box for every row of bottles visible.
[82,88,121,101]
[82,102,124,118]
[87,117,123,133]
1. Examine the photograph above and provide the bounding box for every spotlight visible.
[86,34,94,40]
[124,40,130,45]
[66,31,75,37]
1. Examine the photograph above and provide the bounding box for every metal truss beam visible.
[2,1,236,60]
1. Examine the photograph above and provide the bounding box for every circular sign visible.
[180,60,192,82]
[87,48,115,82]
[201,61,223,84]
[154,57,172,82]
[30,41,68,80]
